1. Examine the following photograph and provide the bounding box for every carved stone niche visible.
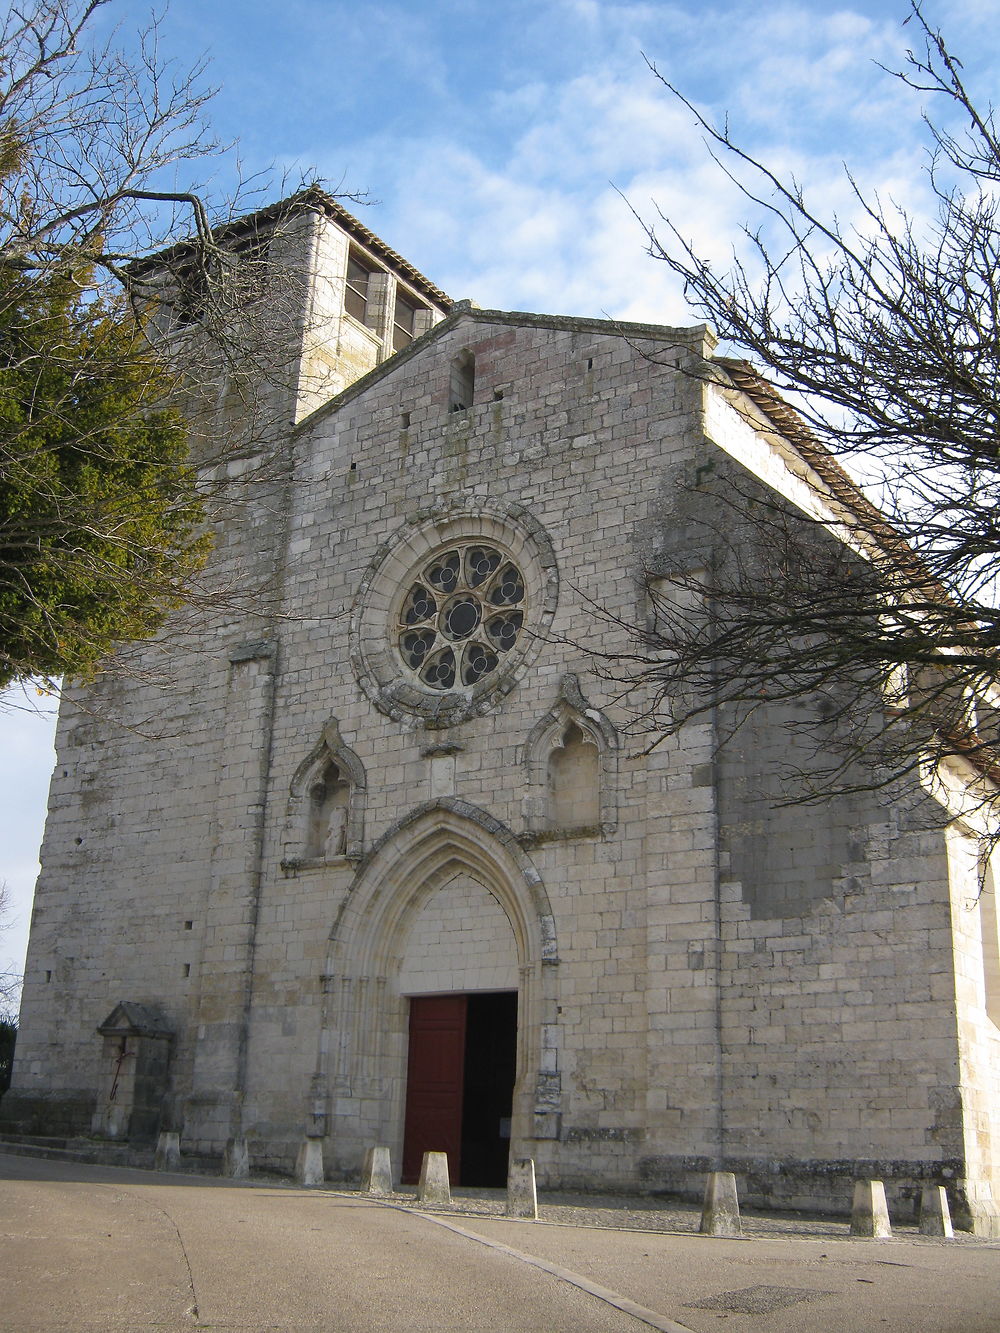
[93,1002,173,1144]
[282,718,366,870]
[522,675,619,840]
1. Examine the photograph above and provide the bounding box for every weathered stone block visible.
[507,1158,538,1219]
[295,1137,325,1186]
[918,1184,954,1237]
[417,1151,451,1206]
[850,1179,892,1238]
[700,1170,742,1237]
[361,1145,393,1194]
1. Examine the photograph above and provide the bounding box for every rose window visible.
[397,545,525,690]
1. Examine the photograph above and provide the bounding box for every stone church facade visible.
[5,194,1000,1233]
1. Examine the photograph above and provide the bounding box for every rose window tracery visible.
[397,544,525,690]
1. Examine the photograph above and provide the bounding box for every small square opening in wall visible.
[184,920,193,930]
[182,964,191,978]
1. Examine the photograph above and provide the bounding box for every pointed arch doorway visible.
[317,799,561,1191]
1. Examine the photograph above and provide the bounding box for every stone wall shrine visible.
[4,191,999,1234]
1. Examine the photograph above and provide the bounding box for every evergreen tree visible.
[0,266,209,687]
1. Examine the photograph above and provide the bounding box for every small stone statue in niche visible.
[324,802,348,859]
[308,762,350,858]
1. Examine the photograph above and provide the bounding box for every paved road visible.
[1,1153,998,1332]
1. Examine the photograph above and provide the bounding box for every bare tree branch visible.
[615,3,1000,820]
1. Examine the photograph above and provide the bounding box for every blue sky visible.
[2,0,998,987]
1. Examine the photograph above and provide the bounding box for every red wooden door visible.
[401,995,467,1184]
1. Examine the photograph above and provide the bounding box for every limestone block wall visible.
[8,271,302,1136]
[173,307,993,1209]
[8,479,295,1139]
[713,811,958,1210]
[632,384,1000,1226]
[11,649,235,1132]
[717,702,956,1151]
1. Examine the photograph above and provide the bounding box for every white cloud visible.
[336,3,950,326]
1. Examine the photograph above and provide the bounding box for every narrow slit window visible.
[171,259,209,326]
[392,291,421,352]
[449,350,475,412]
[345,253,372,323]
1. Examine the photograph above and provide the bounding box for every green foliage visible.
[0,267,211,687]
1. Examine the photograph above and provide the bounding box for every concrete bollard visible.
[154,1131,180,1172]
[918,1185,954,1238]
[506,1158,538,1219]
[361,1145,393,1195]
[850,1179,892,1238]
[295,1137,325,1186]
[223,1136,250,1179]
[699,1170,742,1237]
[417,1150,452,1206]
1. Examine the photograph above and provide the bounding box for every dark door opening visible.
[402,991,517,1187]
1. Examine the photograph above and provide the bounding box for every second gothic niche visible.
[523,675,618,839]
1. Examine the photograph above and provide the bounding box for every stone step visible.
[0,1131,73,1149]
[0,1135,149,1167]
[0,1133,242,1177]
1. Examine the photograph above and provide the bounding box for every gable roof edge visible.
[293,305,714,435]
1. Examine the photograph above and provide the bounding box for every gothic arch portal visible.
[310,799,561,1177]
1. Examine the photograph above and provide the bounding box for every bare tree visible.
[0,2,325,696]
[610,2,1000,815]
